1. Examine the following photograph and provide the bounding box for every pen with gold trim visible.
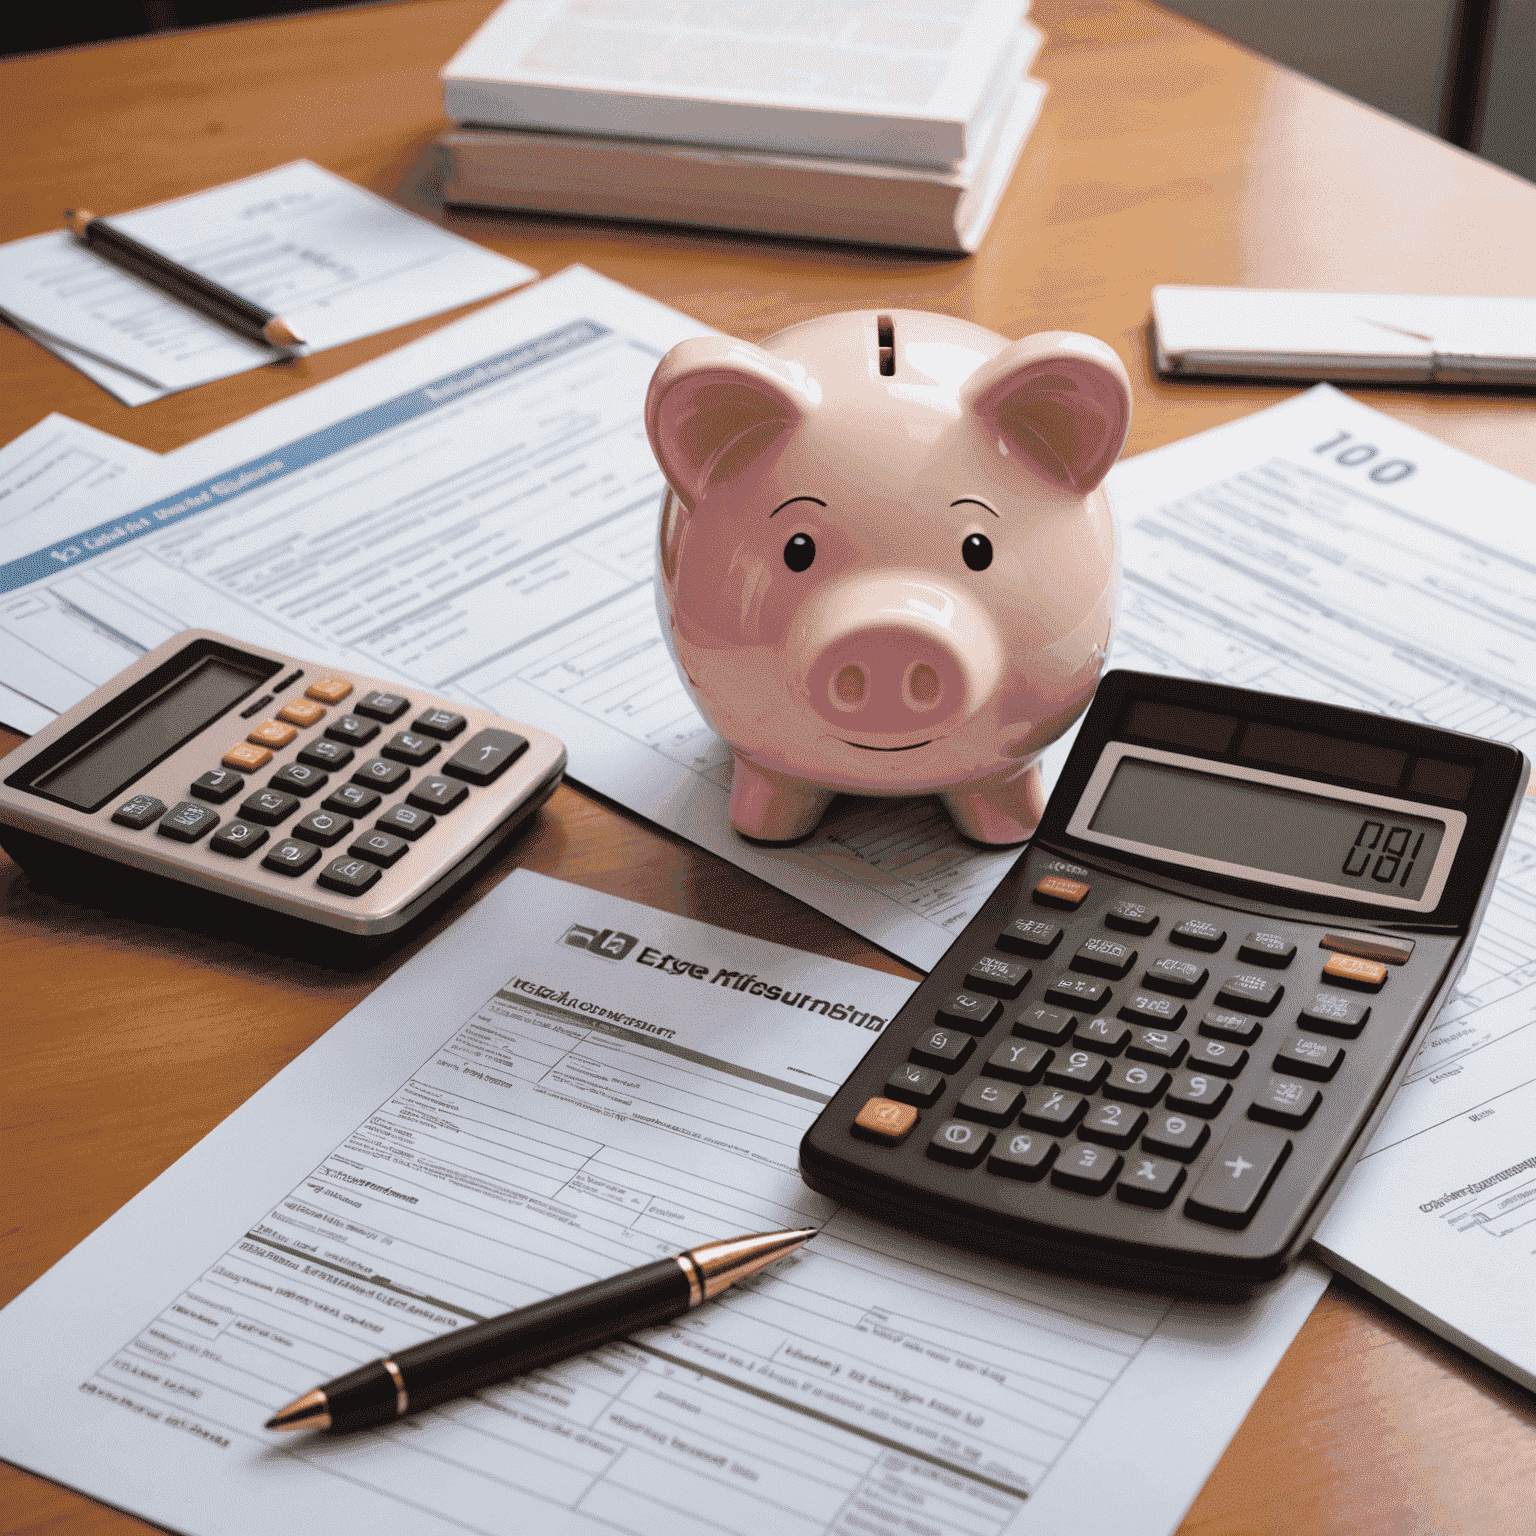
[265,1226,816,1434]
[64,209,307,350]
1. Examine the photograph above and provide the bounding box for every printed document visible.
[0,869,1327,1536]
[0,161,536,402]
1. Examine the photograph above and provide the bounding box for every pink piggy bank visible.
[643,310,1132,846]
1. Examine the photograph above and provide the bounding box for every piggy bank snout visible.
[800,579,1002,740]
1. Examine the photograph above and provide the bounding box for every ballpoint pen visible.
[265,1226,816,1434]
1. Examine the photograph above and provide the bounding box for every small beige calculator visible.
[0,630,565,959]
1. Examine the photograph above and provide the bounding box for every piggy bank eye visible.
[784,533,816,572]
[962,533,993,571]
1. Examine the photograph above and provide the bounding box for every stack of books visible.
[438,0,1046,254]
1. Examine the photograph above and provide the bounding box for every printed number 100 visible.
[1313,430,1414,483]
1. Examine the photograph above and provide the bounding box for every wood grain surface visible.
[2,4,1534,1533]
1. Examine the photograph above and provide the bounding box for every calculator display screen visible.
[1088,756,1447,901]
[35,658,262,812]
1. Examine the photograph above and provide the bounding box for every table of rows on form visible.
[85,981,1177,1536]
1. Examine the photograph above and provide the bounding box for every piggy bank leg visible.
[940,765,1046,846]
[729,756,835,845]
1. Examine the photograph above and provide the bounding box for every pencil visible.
[64,208,306,350]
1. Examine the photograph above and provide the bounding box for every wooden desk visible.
[3,3,1533,1531]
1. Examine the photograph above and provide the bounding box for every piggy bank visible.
[643,310,1131,846]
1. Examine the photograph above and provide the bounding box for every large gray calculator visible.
[0,630,564,961]
[801,671,1528,1293]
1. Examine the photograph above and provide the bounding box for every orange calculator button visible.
[305,676,353,704]
[853,1097,920,1144]
[277,697,326,727]
[222,742,273,771]
[1322,953,1388,991]
[1034,875,1091,909]
[248,719,298,749]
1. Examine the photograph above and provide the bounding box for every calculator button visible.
[326,714,380,746]
[1142,957,1208,997]
[248,719,298,749]
[1320,931,1414,965]
[1018,1088,1087,1133]
[936,990,1002,1035]
[112,794,166,830]
[1141,1111,1210,1162]
[885,1063,946,1108]
[444,728,530,785]
[305,677,353,704]
[407,776,469,813]
[981,1039,1052,1084]
[1051,1143,1121,1195]
[222,742,273,772]
[1321,953,1388,991]
[852,1097,919,1145]
[1275,1034,1344,1081]
[1043,1049,1110,1093]
[1186,1038,1249,1078]
[1248,1076,1322,1129]
[1215,973,1284,1016]
[1103,900,1158,935]
[1164,1071,1232,1118]
[323,783,383,816]
[348,830,409,869]
[1044,975,1111,1011]
[352,757,410,792]
[1102,1061,1171,1106]
[1013,1006,1076,1046]
[997,917,1061,958]
[927,1121,993,1168]
[1116,992,1186,1029]
[277,697,327,727]
[1185,1127,1292,1228]
[987,1131,1058,1182]
[240,789,300,826]
[262,838,322,876]
[1078,1102,1147,1149]
[1199,1008,1264,1045]
[1117,1155,1186,1209]
[1170,918,1226,952]
[382,731,441,767]
[189,769,243,804]
[1071,937,1137,980]
[318,855,383,896]
[412,708,467,740]
[1239,931,1296,967]
[1034,875,1090,909]
[156,801,219,842]
[910,1027,975,1070]
[209,820,269,858]
[1074,1016,1130,1055]
[269,762,329,797]
[1297,992,1370,1038]
[298,738,354,770]
[1126,1028,1187,1067]
[355,691,411,722]
[964,954,1030,999]
[956,1081,1024,1126]
[377,803,436,841]
[292,810,354,847]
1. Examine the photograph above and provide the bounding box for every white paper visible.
[0,162,537,399]
[0,868,1327,1536]
[0,415,160,732]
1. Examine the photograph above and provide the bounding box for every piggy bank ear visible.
[961,333,1131,495]
[645,336,816,509]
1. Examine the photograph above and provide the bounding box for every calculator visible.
[800,671,1528,1292]
[0,630,565,962]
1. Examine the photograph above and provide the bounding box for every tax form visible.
[0,413,158,731]
[0,161,537,402]
[0,869,1328,1536]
